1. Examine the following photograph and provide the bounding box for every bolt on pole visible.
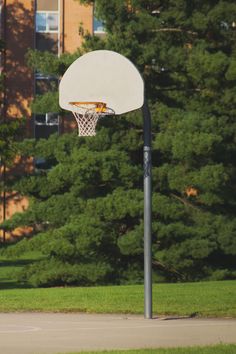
[142,98,152,319]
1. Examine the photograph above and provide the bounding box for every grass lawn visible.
[0,280,235,317]
[60,344,236,354]
[0,252,235,317]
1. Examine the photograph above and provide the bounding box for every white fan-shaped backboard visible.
[59,50,144,115]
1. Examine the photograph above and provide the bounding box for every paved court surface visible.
[0,313,236,354]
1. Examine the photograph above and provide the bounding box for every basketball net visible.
[69,102,115,136]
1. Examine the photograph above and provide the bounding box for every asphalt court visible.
[0,313,236,354]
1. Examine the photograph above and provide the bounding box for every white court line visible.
[42,321,235,331]
[0,325,41,334]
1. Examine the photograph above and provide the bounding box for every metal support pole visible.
[142,99,152,319]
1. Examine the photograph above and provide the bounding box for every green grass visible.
[0,280,235,317]
[0,253,235,317]
[59,344,236,354]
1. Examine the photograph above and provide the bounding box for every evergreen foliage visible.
[0,119,22,166]
[1,0,236,286]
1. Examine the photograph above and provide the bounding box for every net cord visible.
[69,102,115,137]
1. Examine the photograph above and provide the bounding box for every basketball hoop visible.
[59,51,152,319]
[69,102,115,136]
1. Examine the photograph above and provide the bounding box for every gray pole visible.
[142,98,152,319]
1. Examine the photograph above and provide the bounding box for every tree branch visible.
[170,193,201,211]
[154,28,198,36]
[152,259,184,278]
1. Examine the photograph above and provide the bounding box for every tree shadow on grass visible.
[0,259,37,289]
[0,280,33,289]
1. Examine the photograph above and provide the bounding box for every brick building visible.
[0,0,104,241]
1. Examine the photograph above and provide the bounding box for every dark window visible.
[35,125,58,139]
[34,113,59,140]
[36,33,58,53]
[35,77,58,95]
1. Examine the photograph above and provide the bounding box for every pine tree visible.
[81,0,236,280]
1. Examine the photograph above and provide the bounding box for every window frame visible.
[35,75,59,95]
[34,113,59,127]
[93,17,106,34]
[36,11,59,33]
[93,3,106,34]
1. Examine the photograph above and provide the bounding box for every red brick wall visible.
[62,0,93,53]
[4,0,34,122]
[1,0,93,241]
